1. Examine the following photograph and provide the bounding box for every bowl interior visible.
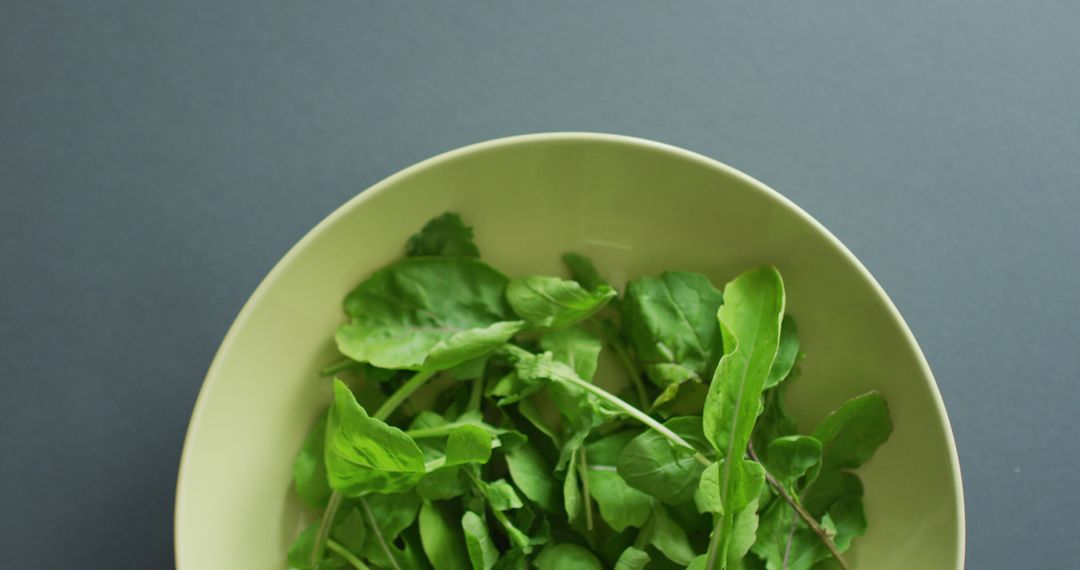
[175,134,963,569]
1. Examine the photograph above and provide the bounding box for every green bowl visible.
[175,133,964,569]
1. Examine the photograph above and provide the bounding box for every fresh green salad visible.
[288,213,892,570]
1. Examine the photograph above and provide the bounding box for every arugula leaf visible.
[811,392,892,474]
[358,492,423,569]
[561,253,608,293]
[294,411,332,509]
[764,315,800,389]
[624,271,724,392]
[419,501,471,570]
[325,380,426,497]
[764,435,822,490]
[563,449,583,523]
[336,258,517,370]
[585,431,653,531]
[503,440,559,512]
[288,521,349,570]
[406,212,481,258]
[613,546,651,570]
[616,417,710,504]
[638,504,697,565]
[701,266,785,569]
[539,327,602,381]
[461,511,499,570]
[444,425,493,466]
[418,466,469,501]
[801,470,864,518]
[506,275,616,329]
[534,543,604,570]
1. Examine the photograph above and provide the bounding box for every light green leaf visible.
[616,417,710,505]
[640,504,697,565]
[506,275,616,329]
[419,501,471,570]
[613,546,651,570]
[764,315,800,389]
[695,462,722,514]
[561,253,608,292]
[812,392,892,473]
[503,441,559,512]
[336,258,514,370]
[406,212,481,258]
[534,543,603,570]
[445,425,493,466]
[539,327,602,381]
[330,507,368,554]
[585,431,654,531]
[563,450,582,523]
[702,266,785,569]
[293,411,332,509]
[764,435,822,488]
[726,498,761,569]
[686,555,709,570]
[325,380,426,497]
[461,511,499,570]
[624,271,725,391]
[424,321,526,371]
[483,479,525,511]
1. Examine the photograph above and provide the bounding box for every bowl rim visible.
[174,132,965,568]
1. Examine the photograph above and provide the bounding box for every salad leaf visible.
[764,435,822,490]
[585,431,653,531]
[325,380,426,497]
[613,546,651,570]
[503,440,559,513]
[461,511,499,570]
[811,392,892,474]
[406,212,481,258]
[639,504,697,565]
[336,257,516,370]
[561,253,608,293]
[419,501,471,570]
[764,315,800,389]
[506,275,616,329]
[294,411,332,509]
[539,327,602,381]
[534,543,603,570]
[616,417,710,505]
[445,425,494,466]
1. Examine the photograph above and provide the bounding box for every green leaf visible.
[293,411,332,509]
[482,479,525,511]
[726,498,761,568]
[624,271,724,391]
[336,258,515,370]
[764,315,800,389]
[419,501,471,570]
[639,504,697,565]
[418,466,468,501]
[702,266,785,569]
[424,321,526,371]
[539,327,602,381]
[503,441,559,512]
[561,253,608,292]
[801,470,864,518]
[406,212,481,258]
[287,521,347,570]
[461,511,499,570]
[750,384,798,465]
[822,496,867,552]
[325,380,426,497]
[764,435,822,488]
[695,461,722,514]
[330,507,368,553]
[616,417,710,505]
[506,275,616,329]
[358,492,423,568]
[686,555,709,570]
[563,449,582,523]
[534,543,604,570]
[613,546,651,570]
[812,392,892,473]
[584,432,654,531]
[445,425,493,466]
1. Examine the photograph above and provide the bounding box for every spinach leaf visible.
[563,449,583,523]
[419,501,471,570]
[294,411,332,509]
[764,435,822,491]
[638,504,697,565]
[325,380,426,497]
[336,257,517,370]
[585,431,653,531]
[539,327,602,381]
[613,546,651,570]
[616,417,710,505]
[801,470,863,518]
[811,392,892,474]
[506,275,616,329]
[624,271,724,392]
[444,425,493,466]
[503,440,559,513]
[418,466,468,501]
[764,315,800,389]
[534,543,604,570]
[701,266,785,569]
[406,212,481,258]
[288,521,349,570]
[358,492,423,569]
[561,253,608,293]
[461,511,499,570]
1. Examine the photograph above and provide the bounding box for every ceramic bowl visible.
[175,133,964,569]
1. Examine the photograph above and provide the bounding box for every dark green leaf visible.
[336,258,515,370]
[616,417,710,505]
[613,546,651,570]
[358,492,423,569]
[822,496,867,552]
[293,411,332,509]
[539,327,602,381]
[325,380,426,497]
[764,435,822,488]
[287,522,346,570]
[506,275,616,329]
[503,441,559,512]
[461,511,499,570]
[624,271,724,391]
[812,392,892,473]
[764,315,800,389]
[639,504,697,565]
[561,253,608,295]
[801,470,864,518]
[330,507,368,554]
[585,432,653,531]
[534,543,604,570]
[418,466,468,501]
[419,501,471,570]
[563,450,582,523]
[406,212,481,258]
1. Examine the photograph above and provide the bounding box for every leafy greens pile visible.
[289,213,892,570]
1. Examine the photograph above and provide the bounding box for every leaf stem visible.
[327,539,372,570]
[578,447,594,531]
[590,320,650,409]
[374,369,438,420]
[361,497,402,570]
[313,369,439,569]
[468,373,485,411]
[747,444,849,570]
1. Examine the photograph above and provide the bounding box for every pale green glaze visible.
[174,133,964,569]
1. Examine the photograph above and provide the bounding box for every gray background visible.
[1,1,1077,568]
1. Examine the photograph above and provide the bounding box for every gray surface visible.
[1,1,1077,568]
